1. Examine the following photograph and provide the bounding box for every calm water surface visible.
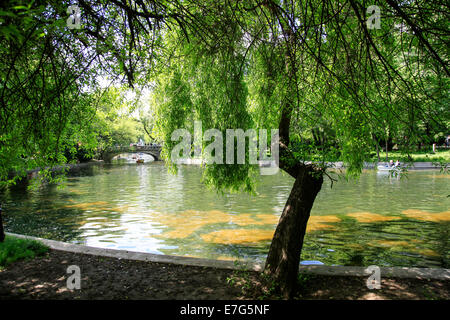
[1,159,449,268]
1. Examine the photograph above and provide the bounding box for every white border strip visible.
[6,232,262,271]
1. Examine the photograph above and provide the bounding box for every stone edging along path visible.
[6,232,450,281]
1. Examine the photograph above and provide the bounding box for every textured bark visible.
[264,165,323,298]
[261,2,325,298]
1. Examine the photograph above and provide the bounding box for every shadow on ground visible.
[0,249,448,300]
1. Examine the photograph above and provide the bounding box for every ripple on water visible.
[2,165,448,268]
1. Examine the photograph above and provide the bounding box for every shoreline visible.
[7,232,450,280]
[7,159,447,180]
[1,235,449,300]
[7,160,104,180]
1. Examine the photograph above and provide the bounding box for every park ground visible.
[0,247,448,300]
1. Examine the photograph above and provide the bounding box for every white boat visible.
[377,165,401,172]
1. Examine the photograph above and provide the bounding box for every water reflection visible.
[1,162,448,267]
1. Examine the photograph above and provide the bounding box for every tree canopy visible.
[1,0,448,182]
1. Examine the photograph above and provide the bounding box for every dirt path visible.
[0,249,448,300]
[0,250,247,300]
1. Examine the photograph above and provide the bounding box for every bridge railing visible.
[108,144,162,151]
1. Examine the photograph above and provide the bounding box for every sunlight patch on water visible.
[372,240,410,247]
[401,209,450,222]
[63,201,109,209]
[367,239,441,258]
[201,229,275,244]
[347,212,402,223]
[155,210,282,239]
[155,210,233,239]
[306,215,341,232]
[155,211,342,240]
[425,174,450,179]
[417,249,440,257]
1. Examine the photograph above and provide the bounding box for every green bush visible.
[0,236,49,268]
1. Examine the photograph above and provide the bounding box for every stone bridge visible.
[102,145,162,162]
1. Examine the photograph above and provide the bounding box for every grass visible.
[0,235,49,269]
[370,149,450,163]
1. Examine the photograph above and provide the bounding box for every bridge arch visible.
[102,145,162,162]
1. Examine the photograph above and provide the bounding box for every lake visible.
[1,158,448,268]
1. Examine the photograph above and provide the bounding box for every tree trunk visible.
[264,165,323,298]
[0,204,5,242]
[262,2,324,298]
[385,138,389,162]
[373,134,381,162]
[375,140,380,162]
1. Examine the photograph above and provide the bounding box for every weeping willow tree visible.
[1,0,448,297]
[144,0,448,297]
